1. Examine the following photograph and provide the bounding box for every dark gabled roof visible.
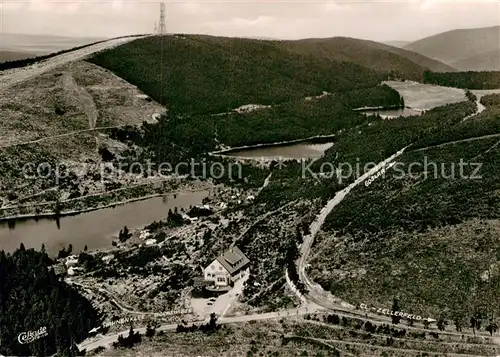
[216,246,250,275]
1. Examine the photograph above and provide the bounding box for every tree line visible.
[0,245,101,356]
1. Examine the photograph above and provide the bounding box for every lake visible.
[220,141,334,161]
[0,190,209,256]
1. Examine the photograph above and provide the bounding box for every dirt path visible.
[62,66,100,150]
[289,335,493,357]
[0,124,135,149]
[414,133,500,152]
[0,36,146,93]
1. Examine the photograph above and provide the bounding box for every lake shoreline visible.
[210,134,337,157]
[0,188,210,223]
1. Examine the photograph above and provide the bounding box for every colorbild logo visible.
[18,326,48,344]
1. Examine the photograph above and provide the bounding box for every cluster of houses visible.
[52,253,115,277]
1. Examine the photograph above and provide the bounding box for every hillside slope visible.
[404,26,500,70]
[450,49,500,71]
[280,37,455,79]
[89,34,389,114]
[89,34,454,115]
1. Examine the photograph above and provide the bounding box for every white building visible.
[67,266,84,276]
[204,246,250,287]
[102,254,114,264]
[65,255,79,267]
[139,230,151,240]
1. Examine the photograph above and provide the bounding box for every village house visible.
[65,255,79,267]
[204,246,250,287]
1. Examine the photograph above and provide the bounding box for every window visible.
[219,266,223,271]
[217,277,226,282]
[211,265,215,270]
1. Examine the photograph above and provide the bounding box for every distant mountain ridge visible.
[1,33,106,55]
[0,50,37,63]
[450,50,500,71]
[279,36,455,79]
[404,26,500,71]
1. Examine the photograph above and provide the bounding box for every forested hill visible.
[423,71,500,89]
[89,34,387,115]
[88,34,445,115]
[279,36,455,78]
[0,246,101,356]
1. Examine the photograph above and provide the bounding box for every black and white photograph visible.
[1,0,500,356]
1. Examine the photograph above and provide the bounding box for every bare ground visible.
[0,60,166,214]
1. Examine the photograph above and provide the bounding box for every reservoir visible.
[0,190,209,256]
[219,141,334,161]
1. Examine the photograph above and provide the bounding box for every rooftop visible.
[216,246,250,275]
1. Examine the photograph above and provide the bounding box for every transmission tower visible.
[158,3,167,35]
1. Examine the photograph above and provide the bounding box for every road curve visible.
[296,96,490,317]
[0,36,147,93]
[297,146,409,310]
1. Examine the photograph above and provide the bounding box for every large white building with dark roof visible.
[204,246,250,287]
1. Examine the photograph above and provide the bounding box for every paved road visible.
[0,36,146,93]
[296,146,409,311]
[291,97,500,341]
[78,306,321,352]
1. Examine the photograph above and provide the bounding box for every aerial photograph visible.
[1,0,500,356]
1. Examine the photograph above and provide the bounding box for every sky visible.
[1,0,499,42]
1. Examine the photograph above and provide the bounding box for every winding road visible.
[297,147,409,310]
[292,97,500,341]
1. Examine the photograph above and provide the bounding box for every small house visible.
[204,246,250,287]
[65,255,79,267]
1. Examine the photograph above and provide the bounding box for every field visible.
[384,81,466,110]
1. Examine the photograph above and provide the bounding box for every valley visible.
[2,20,500,357]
